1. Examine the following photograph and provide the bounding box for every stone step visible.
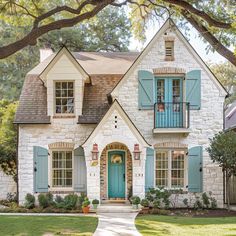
[97,204,140,213]
[101,200,130,205]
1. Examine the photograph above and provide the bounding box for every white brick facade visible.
[17,20,226,207]
[0,168,16,200]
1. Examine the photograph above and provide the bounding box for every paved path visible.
[93,212,141,236]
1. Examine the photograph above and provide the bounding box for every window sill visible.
[153,128,190,136]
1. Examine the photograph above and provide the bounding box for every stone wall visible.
[100,142,132,200]
[0,168,16,200]
[112,26,225,207]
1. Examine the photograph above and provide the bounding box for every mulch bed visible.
[140,208,236,217]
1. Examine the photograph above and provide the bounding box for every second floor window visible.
[55,81,74,114]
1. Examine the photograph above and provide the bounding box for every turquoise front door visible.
[156,77,183,128]
[108,151,125,198]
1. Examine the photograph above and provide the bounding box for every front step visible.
[101,199,130,205]
[97,204,140,213]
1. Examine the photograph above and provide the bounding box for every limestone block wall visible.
[0,168,16,200]
[113,27,225,207]
[18,119,95,204]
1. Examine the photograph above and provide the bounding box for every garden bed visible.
[139,207,236,217]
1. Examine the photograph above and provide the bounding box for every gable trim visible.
[111,18,227,97]
[39,46,90,84]
[82,99,150,147]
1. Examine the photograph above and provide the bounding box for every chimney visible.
[40,47,53,62]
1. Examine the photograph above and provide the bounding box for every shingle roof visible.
[15,51,138,124]
[78,75,122,124]
[14,74,50,124]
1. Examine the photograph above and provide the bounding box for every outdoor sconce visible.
[91,143,99,160]
[133,144,141,160]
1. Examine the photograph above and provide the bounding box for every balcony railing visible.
[154,102,190,129]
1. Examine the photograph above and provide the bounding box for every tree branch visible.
[182,11,236,66]
[0,0,114,59]
[162,0,232,29]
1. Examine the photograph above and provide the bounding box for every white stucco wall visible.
[0,168,16,200]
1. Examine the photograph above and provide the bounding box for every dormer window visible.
[55,81,74,114]
[165,40,174,61]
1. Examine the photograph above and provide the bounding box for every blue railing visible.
[154,102,190,128]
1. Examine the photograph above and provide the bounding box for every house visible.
[14,19,227,207]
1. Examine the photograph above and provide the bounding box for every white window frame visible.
[54,81,75,116]
[155,149,188,190]
[49,149,74,191]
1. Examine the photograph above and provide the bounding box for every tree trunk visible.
[226,169,231,211]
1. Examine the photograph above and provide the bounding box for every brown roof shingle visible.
[14,75,50,124]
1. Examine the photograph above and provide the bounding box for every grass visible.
[0,215,98,236]
[136,215,236,236]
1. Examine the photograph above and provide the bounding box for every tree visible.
[0,100,18,181]
[0,6,131,100]
[0,1,235,66]
[206,131,236,210]
[209,62,236,105]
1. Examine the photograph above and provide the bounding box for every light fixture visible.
[133,144,141,160]
[91,143,99,160]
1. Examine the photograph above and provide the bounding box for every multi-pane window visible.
[165,41,174,61]
[52,151,73,188]
[157,79,165,112]
[156,151,168,187]
[156,150,185,188]
[172,79,181,112]
[55,82,74,114]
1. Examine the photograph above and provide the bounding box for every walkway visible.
[93,212,141,236]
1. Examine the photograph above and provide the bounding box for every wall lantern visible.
[133,144,141,160]
[91,143,99,160]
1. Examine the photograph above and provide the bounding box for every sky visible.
[129,20,226,64]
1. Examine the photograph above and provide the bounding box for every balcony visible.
[153,102,190,135]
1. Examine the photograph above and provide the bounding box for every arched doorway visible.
[100,142,133,200]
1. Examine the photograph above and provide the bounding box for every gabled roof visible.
[111,18,227,96]
[82,99,150,147]
[39,47,90,84]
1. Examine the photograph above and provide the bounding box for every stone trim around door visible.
[100,142,132,200]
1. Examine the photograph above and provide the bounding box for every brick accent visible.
[100,142,132,200]
[154,142,188,149]
[153,67,185,75]
[48,142,75,149]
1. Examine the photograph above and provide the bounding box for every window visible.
[165,41,174,61]
[55,81,74,114]
[52,151,73,188]
[155,150,186,188]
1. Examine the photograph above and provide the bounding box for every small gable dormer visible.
[39,47,90,118]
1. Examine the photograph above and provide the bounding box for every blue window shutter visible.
[138,70,154,109]
[33,146,48,193]
[188,146,203,193]
[145,147,155,191]
[186,70,201,110]
[74,147,87,192]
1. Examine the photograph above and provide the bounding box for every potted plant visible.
[131,196,141,209]
[82,198,90,214]
[92,199,99,209]
[141,198,149,214]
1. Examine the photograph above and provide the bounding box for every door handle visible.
[123,174,125,181]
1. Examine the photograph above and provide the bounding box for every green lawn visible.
[0,215,98,236]
[136,215,236,236]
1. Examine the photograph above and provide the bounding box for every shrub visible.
[92,199,99,205]
[63,194,78,210]
[141,199,149,207]
[46,192,54,206]
[38,194,49,208]
[202,192,210,208]
[7,192,17,202]
[183,198,189,208]
[211,198,217,209]
[54,195,63,204]
[131,196,141,205]
[153,199,160,208]
[24,193,35,209]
